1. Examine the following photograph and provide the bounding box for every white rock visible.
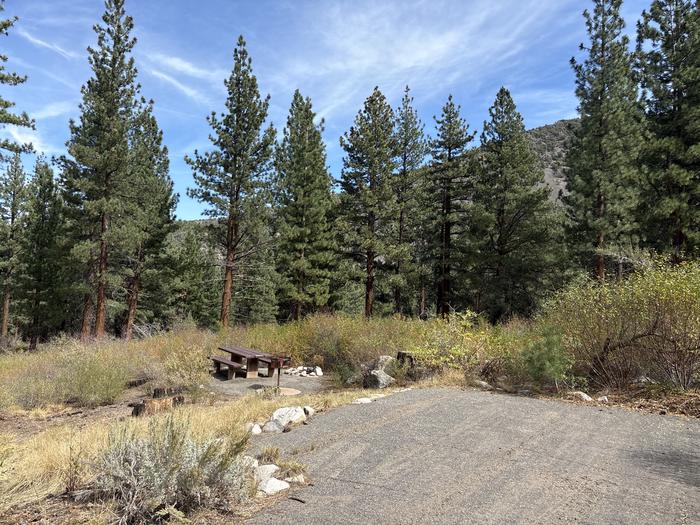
[255,464,280,484]
[309,372,316,376]
[571,391,593,402]
[474,380,494,390]
[314,366,323,376]
[271,406,306,427]
[597,395,609,403]
[240,455,259,470]
[300,371,308,377]
[303,405,315,417]
[262,420,284,433]
[285,474,306,484]
[259,477,290,496]
[251,423,262,434]
[353,397,373,404]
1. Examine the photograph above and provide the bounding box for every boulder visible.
[473,380,494,391]
[314,366,323,376]
[240,455,259,470]
[245,422,263,435]
[571,391,593,402]
[262,420,284,433]
[364,369,395,389]
[597,395,609,403]
[255,464,280,484]
[375,355,396,373]
[303,405,315,417]
[352,397,373,404]
[259,477,290,496]
[285,474,306,484]
[271,406,306,427]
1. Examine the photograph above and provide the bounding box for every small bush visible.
[93,415,251,525]
[519,325,572,387]
[542,260,700,389]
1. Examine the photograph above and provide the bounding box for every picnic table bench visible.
[210,345,288,380]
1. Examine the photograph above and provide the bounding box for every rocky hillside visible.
[527,118,579,200]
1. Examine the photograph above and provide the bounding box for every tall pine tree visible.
[469,88,564,321]
[17,158,64,349]
[186,35,275,328]
[275,90,334,320]
[565,0,644,279]
[426,95,475,316]
[0,153,26,339]
[636,0,700,259]
[339,87,396,318]
[120,102,176,339]
[61,0,139,339]
[391,86,427,314]
[0,2,33,159]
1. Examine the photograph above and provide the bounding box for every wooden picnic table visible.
[213,346,288,380]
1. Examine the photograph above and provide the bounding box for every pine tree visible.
[0,2,33,159]
[120,102,176,340]
[470,88,564,321]
[0,153,27,339]
[426,95,475,317]
[166,223,220,328]
[636,0,700,259]
[275,90,334,320]
[17,158,64,350]
[61,0,139,339]
[339,87,396,318]
[565,0,644,279]
[186,35,275,328]
[391,86,428,314]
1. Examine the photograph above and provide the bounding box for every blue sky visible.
[3,0,648,220]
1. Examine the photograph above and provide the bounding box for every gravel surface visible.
[246,388,700,525]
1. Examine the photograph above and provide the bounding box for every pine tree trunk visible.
[123,279,140,341]
[438,187,451,318]
[1,286,11,339]
[220,216,238,328]
[94,212,109,338]
[123,246,145,341]
[594,192,605,280]
[365,251,374,318]
[394,208,405,314]
[80,293,93,341]
[292,301,301,321]
[419,285,427,319]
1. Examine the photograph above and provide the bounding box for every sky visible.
[2,0,649,220]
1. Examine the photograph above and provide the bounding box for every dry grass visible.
[0,388,364,515]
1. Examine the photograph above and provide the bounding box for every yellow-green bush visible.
[541,260,700,389]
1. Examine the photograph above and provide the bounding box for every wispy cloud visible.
[1,126,61,156]
[148,69,209,105]
[32,100,77,121]
[148,53,227,86]
[262,0,569,124]
[17,28,78,60]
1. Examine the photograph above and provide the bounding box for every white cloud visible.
[17,28,78,60]
[262,0,568,122]
[1,126,62,156]
[148,53,227,86]
[32,100,76,121]
[148,69,210,105]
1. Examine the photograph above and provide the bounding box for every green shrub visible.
[93,415,251,524]
[519,325,572,387]
[542,260,700,389]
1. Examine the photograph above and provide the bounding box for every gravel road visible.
[246,388,699,525]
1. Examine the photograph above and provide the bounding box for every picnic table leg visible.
[246,358,259,379]
[227,365,236,380]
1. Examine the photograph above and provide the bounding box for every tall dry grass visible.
[0,389,363,514]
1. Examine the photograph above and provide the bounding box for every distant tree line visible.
[0,0,698,347]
